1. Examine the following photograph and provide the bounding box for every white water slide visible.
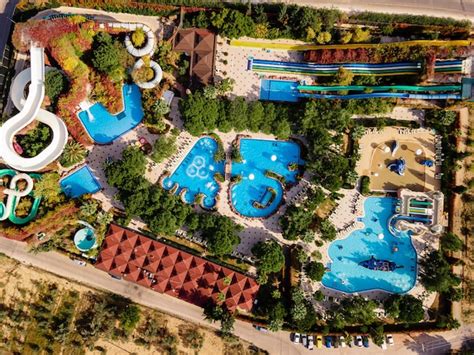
[0,45,68,172]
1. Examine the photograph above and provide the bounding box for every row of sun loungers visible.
[164,137,193,170]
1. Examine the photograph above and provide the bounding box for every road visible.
[0,0,18,57]
[267,0,474,22]
[0,236,472,354]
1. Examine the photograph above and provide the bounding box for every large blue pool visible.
[77,84,144,144]
[60,165,102,198]
[260,79,300,102]
[322,197,417,294]
[162,137,225,209]
[230,139,301,218]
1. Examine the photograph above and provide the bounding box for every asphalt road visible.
[1,236,472,354]
[0,0,18,57]
[260,0,474,22]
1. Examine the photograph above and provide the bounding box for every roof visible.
[173,28,216,85]
[95,224,259,312]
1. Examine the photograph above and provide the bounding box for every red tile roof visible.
[95,224,259,312]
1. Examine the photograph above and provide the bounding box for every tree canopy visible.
[440,232,464,252]
[304,261,325,281]
[251,240,285,283]
[384,294,424,323]
[420,250,461,293]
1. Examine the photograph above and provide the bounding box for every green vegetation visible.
[327,296,377,330]
[131,28,146,47]
[203,302,235,337]
[420,250,461,293]
[384,294,424,323]
[120,304,141,336]
[180,92,292,139]
[59,140,87,167]
[360,175,371,195]
[304,261,325,281]
[91,32,132,82]
[33,172,62,206]
[151,134,177,163]
[17,123,53,158]
[45,69,67,106]
[251,240,285,284]
[288,287,318,331]
[440,232,464,252]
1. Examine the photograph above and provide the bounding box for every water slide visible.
[0,45,68,172]
[0,169,41,225]
[250,58,464,76]
[297,84,462,92]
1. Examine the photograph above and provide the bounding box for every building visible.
[95,224,259,312]
[172,28,216,85]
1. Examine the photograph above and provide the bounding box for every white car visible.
[72,259,86,267]
[386,334,394,346]
[355,335,363,347]
[339,336,346,348]
[292,332,301,344]
[307,335,314,350]
[302,334,308,348]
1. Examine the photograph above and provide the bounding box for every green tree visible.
[384,295,424,323]
[34,173,62,204]
[440,232,464,252]
[319,219,337,241]
[200,215,242,256]
[151,135,177,163]
[305,261,325,281]
[247,101,265,132]
[268,301,286,331]
[180,92,219,136]
[17,123,52,158]
[60,140,87,167]
[352,27,371,43]
[369,323,385,346]
[120,304,141,335]
[420,251,461,292]
[333,67,354,86]
[211,9,255,39]
[45,69,67,105]
[251,240,285,284]
[316,31,332,44]
[131,28,146,47]
[445,287,463,302]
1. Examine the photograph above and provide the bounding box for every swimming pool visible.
[60,165,102,198]
[230,139,301,218]
[321,197,417,294]
[74,227,97,252]
[77,84,144,144]
[162,137,225,209]
[260,79,300,102]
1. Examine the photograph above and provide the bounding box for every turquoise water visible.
[60,165,102,198]
[260,79,300,102]
[162,137,225,209]
[231,139,301,218]
[322,197,417,293]
[77,84,144,144]
[74,227,96,251]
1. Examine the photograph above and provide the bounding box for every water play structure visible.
[359,256,399,272]
[0,169,41,225]
[388,158,406,176]
[0,45,68,171]
[250,58,465,76]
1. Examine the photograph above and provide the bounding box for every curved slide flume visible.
[0,45,68,172]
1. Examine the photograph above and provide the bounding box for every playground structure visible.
[390,189,444,236]
[0,45,68,172]
[388,158,407,176]
[0,169,41,225]
[249,58,465,76]
[359,256,398,272]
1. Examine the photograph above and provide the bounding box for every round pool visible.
[74,228,97,252]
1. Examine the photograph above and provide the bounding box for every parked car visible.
[72,259,86,267]
[254,325,268,332]
[316,335,323,348]
[307,335,314,350]
[339,335,346,348]
[302,334,308,348]
[355,335,363,347]
[110,273,122,280]
[362,335,370,348]
[325,336,332,348]
[386,334,394,346]
[292,332,301,344]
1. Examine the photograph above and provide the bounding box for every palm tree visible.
[60,140,87,167]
